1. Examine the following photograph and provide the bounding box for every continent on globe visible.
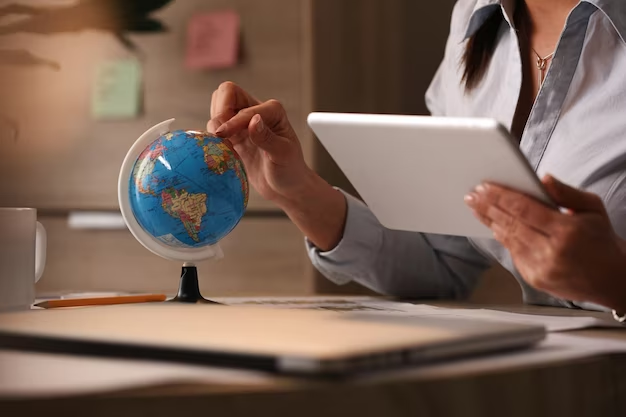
[157,234,194,248]
[161,187,208,243]
[132,142,167,196]
[191,132,249,207]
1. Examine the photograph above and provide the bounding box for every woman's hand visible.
[207,82,314,205]
[207,82,347,251]
[465,175,626,311]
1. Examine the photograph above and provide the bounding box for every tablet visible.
[307,112,553,238]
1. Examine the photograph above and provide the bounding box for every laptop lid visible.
[0,304,545,376]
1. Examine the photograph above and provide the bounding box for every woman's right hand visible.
[206,82,314,206]
[207,82,348,251]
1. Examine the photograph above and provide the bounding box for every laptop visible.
[0,304,545,376]
[307,112,554,238]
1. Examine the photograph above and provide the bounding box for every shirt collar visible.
[463,0,626,44]
[586,0,626,44]
[463,0,516,41]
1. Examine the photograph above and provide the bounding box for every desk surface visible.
[2,300,626,417]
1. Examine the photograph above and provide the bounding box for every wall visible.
[0,0,315,296]
[0,0,522,303]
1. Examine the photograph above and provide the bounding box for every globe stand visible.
[168,264,218,304]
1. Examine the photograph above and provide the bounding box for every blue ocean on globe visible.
[129,129,249,248]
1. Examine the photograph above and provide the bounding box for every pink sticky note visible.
[185,10,240,70]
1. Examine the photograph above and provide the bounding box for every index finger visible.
[480,183,559,232]
[215,100,284,138]
[211,82,259,120]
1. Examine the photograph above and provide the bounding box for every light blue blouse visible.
[307,0,626,310]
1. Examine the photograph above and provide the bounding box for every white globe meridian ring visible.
[118,119,224,263]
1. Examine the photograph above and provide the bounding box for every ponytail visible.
[461,9,503,91]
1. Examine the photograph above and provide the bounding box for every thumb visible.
[248,114,291,164]
[542,175,606,214]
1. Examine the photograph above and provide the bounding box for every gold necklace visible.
[515,4,556,88]
[531,47,555,86]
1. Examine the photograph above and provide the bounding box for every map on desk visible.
[214,296,618,333]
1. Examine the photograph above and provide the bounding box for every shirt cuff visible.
[305,190,383,285]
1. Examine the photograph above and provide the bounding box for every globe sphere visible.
[128,129,249,249]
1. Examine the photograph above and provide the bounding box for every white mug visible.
[0,208,47,312]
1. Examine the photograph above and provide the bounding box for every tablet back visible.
[308,113,552,238]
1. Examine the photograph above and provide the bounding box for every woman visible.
[207,0,626,316]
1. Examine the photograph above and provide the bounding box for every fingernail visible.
[215,125,226,135]
[475,184,487,194]
[464,194,476,206]
[254,115,264,132]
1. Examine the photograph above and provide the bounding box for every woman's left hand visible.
[465,175,626,311]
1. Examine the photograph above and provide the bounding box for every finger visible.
[209,83,261,134]
[467,193,494,226]
[493,223,554,295]
[206,118,222,135]
[468,194,551,282]
[491,217,550,261]
[216,100,284,138]
[487,203,551,240]
[491,221,538,279]
[478,183,558,233]
[542,175,607,214]
[210,89,218,119]
[231,135,259,164]
[213,82,254,119]
[248,114,292,165]
[228,130,251,147]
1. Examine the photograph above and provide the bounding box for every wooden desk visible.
[2,303,626,417]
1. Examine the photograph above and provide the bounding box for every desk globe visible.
[118,119,249,303]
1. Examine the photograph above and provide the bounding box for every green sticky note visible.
[92,59,142,120]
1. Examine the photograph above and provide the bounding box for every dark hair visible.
[461,9,504,91]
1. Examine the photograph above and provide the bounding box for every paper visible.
[359,303,618,332]
[92,59,142,120]
[215,297,617,332]
[185,10,240,70]
[365,332,626,383]
[215,296,406,312]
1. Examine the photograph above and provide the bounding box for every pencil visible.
[35,294,167,309]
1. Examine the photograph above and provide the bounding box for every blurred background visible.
[0,0,521,302]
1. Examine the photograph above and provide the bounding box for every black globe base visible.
[168,265,219,304]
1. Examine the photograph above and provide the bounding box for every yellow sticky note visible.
[92,59,142,120]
